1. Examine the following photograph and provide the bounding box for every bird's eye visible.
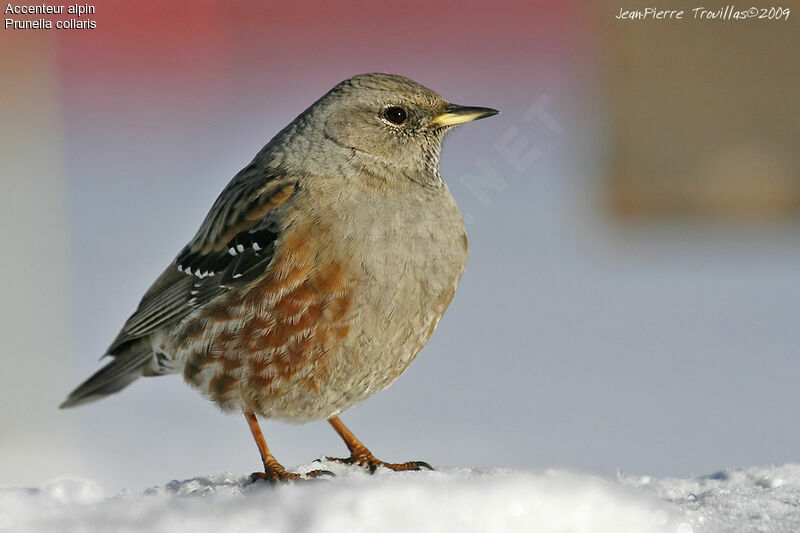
[383,106,407,125]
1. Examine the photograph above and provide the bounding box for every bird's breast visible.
[309,181,468,403]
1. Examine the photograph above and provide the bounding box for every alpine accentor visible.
[61,73,498,481]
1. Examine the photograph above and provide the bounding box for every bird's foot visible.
[326,446,433,474]
[249,463,334,484]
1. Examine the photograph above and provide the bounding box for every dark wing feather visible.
[183,163,298,256]
[106,164,298,354]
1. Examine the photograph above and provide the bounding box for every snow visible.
[2,462,799,533]
[624,464,800,533]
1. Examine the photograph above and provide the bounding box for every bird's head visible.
[277,73,498,186]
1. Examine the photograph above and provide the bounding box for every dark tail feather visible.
[60,341,155,408]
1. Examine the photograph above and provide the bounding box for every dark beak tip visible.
[474,107,500,122]
[446,104,500,117]
[467,107,500,121]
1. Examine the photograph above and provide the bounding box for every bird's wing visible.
[106,163,299,354]
[178,163,298,272]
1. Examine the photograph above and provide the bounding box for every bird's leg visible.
[244,411,332,483]
[326,416,433,473]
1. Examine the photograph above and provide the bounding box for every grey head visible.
[261,73,499,186]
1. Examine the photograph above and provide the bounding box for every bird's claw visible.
[249,467,334,484]
[325,451,433,474]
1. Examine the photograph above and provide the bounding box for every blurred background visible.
[1,0,798,492]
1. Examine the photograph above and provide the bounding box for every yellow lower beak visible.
[432,104,499,128]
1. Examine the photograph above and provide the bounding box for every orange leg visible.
[327,416,433,473]
[245,411,332,483]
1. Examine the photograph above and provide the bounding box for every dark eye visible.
[383,106,407,125]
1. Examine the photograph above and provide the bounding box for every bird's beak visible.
[431,104,499,128]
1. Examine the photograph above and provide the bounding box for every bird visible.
[61,73,499,482]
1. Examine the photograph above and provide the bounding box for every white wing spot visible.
[253,242,261,251]
[228,248,237,256]
[236,244,245,253]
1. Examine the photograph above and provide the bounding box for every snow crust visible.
[625,463,800,533]
[2,462,799,533]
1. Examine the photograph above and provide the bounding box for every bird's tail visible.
[60,340,155,408]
